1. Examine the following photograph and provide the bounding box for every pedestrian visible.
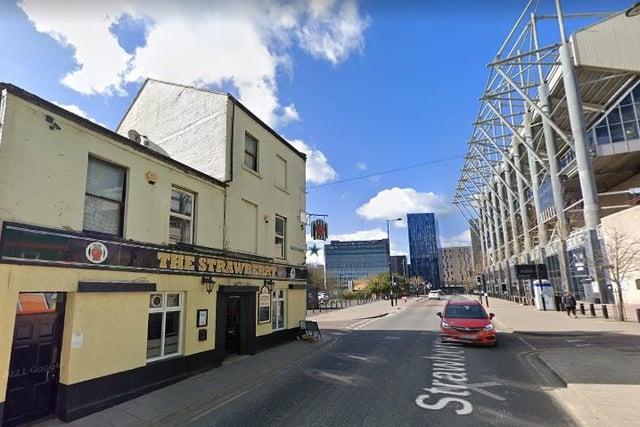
[562,291,577,318]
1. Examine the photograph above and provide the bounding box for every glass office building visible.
[324,239,389,292]
[407,213,441,288]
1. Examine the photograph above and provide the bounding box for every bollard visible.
[579,303,585,315]
[589,303,596,317]
[602,305,609,319]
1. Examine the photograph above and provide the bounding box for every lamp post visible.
[386,217,403,306]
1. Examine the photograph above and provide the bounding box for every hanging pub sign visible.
[310,219,328,240]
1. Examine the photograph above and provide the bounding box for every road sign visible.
[515,264,548,280]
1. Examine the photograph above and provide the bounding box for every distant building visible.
[407,213,441,288]
[324,239,388,292]
[390,255,408,276]
[439,246,474,288]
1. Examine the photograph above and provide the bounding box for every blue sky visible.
[1,0,634,264]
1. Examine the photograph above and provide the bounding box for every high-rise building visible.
[324,239,388,292]
[439,246,473,288]
[407,213,441,288]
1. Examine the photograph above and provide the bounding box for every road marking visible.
[465,382,505,401]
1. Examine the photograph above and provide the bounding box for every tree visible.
[598,226,640,321]
[306,264,326,289]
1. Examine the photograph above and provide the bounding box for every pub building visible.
[0,81,308,426]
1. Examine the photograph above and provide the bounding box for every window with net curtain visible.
[169,188,194,243]
[275,215,286,258]
[83,157,126,236]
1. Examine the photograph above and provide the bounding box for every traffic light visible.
[476,275,482,285]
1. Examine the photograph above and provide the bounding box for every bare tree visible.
[598,226,640,321]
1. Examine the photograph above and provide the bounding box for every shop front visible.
[0,222,306,425]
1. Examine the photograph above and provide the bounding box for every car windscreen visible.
[444,304,487,319]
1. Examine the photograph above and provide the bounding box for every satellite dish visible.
[128,129,142,143]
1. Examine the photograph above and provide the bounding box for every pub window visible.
[244,132,258,172]
[271,289,285,330]
[169,187,194,244]
[147,293,183,361]
[275,215,286,259]
[83,156,126,236]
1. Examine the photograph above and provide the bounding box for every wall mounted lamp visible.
[263,279,275,293]
[202,276,216,294]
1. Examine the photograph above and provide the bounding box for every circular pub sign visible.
[85,242,108,264]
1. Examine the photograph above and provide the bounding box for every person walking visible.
[562,291,577,318]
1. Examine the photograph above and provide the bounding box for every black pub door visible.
[224,297,241,355]
[216,286,257,359]
[3,293,65,427]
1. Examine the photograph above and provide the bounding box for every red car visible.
[437,300,497,346]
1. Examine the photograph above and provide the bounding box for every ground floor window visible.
[271,289,285,330]
[147,293,182,361]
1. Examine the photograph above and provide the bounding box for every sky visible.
[1,0,634,265]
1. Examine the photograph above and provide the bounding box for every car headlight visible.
[441,321,451,329]
[483,324,494,331]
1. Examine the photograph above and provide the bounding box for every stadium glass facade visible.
[407,213,441,288]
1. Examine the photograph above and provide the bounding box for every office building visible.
[324,239,388,292]
[439,246,474,288]
[407,213,441,288]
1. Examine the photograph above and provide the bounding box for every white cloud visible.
[440,230,471,248]
[356,187,454,221]
[19,0,368,128]
[297,0,370,65]
[280,104,300,126]
[356,161,367,170]
[290,139,338,184]
[52,102,106,127]
[19,0,132,96]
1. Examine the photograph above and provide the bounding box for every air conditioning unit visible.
[150,294,163,308]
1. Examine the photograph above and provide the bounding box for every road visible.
[180,297,575,426]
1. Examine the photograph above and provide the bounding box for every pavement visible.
[31,296,640,427]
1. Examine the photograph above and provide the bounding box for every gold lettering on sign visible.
[170,254,184,270]
[156,251,284,278]
[157,252,171,269]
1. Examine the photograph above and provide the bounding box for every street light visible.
[386,217,403,306]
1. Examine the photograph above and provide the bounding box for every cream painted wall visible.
[0,93,225,248]
[287,289,307,329]
[116,80,307,268]
[225,107,307,267]
[60,292,149,384]
[0,264,219,387]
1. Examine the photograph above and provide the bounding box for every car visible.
[436,300,497,346]
[317,292,329,303]
[427,290,440,300]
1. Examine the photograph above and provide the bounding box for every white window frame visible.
[147,292,183,362]
[271,289,286,331]
[275,215,286,259]
[169,187,195,244]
